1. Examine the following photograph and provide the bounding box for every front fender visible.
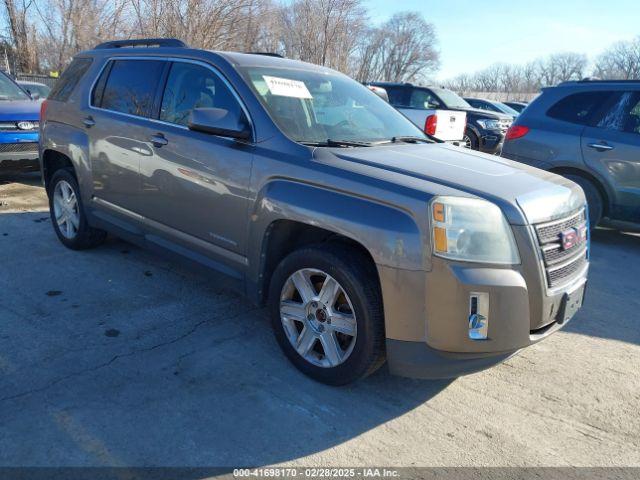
[248,179,425,273]
[247,179,429,342]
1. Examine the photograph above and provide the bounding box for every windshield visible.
[493,101,519,116]
[23,83,50,98]
[432,88,471,109]
[0,73,30,101]
[239,66,427,145]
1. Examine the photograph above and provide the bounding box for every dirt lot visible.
[1,173,639,468]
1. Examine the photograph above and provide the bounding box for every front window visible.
[493,102,519,116]
[432,88,471,110]
[239,66,426,145]
[0,72,30,101]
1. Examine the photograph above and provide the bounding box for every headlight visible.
[476,118,501,129]
[430,196,520,264]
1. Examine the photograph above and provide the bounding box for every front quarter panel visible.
[246,150,432,342]
[248,178,425,271]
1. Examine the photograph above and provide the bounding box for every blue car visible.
[0,70,40,173]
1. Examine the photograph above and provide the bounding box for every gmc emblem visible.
[561,226,587,250]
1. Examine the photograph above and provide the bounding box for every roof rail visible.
[246,52,283,58]
[94,38,187,50]
[578,78,639,83]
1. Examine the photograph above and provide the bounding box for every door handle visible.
[587,142,614,152]
[150,134,168,147]
[83,116,95,128]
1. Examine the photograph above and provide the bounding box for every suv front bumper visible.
[478,129,506,154]
[380,224,589,379]
[0,133,39,173]
[0,150,40,172]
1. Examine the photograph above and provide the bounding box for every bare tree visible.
[594,36,640,80]
[352,11,439,83]
[2,0,37,72]
[445,51,588,97]
[34,0,130,72]
[277,0,367,72]
[0,0,441,81]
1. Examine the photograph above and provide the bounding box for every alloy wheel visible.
[53,180,80,239]
[279,268,357,368]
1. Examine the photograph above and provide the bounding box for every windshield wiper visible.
[300,139,373,148]
[390,136,435,144]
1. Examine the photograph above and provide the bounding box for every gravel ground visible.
[0,173,639,468]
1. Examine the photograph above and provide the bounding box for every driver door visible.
[137,60,254,259]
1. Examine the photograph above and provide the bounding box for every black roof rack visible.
[94,38,187,50]
[246,52,283,58]
[578,78,640,83]
[558,78,640,86]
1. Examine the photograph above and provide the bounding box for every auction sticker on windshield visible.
[263,75,313,99]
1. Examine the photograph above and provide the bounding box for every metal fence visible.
[14,73,58,88]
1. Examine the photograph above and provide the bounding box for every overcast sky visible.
[367,0,640,80]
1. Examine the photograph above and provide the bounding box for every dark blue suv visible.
[0,70,40,173]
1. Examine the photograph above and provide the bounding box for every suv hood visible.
[0,99,41,121]
[314,143,584,225]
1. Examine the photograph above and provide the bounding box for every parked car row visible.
[367,82,514,154]
[32,38,594,385]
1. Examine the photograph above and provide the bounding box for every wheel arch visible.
[256,219,378,306]
[42,149,75,192]
[549,166,611,217]
[247,180,426,305]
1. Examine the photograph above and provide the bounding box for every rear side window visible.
[409,89,441,109]
[546,91,613,125]
[596,91,640,134]
[49,58,93,102]
[383,86,409,107]
[97,59,165,117]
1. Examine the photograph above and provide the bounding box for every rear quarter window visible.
[49,58,93,102]
[546,91,614,125]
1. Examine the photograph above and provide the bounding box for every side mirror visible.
[188,107,251,141]
[27,90,40,100]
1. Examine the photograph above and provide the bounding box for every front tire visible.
[48,168,106,250]
[463,129,479,150]
[268,243,385,385]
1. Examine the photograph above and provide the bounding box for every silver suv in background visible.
[502,80,640,230]
[40,39,589,385]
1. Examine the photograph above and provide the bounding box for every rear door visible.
[581,90,640,223]
[137,60,254,260]
[87,58,167,214]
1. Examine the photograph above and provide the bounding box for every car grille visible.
[0,142,38,153]
[0,121,38,131]
[534,209,588,288]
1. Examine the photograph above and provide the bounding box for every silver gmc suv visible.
[39,39,589,385]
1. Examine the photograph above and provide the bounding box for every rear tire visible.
[48,168,106,250]
[268,243,385,385]
[564,174,603,229]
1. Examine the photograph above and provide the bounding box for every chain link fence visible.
[14,73,58,88]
